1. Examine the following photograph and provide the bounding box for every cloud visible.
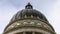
[0,1,17,34]
[46,0,60,34]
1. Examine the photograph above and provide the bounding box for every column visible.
[32,32,35,34]
[23,32,26,34]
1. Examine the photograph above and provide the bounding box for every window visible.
[26,32,32,34]
[15,32,43,34]
[15,32,23,34]
[35,32,42,34]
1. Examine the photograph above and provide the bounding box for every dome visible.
[3,3,56,34]
[10,3,48,23]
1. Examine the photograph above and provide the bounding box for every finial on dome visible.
[25,2,33,9]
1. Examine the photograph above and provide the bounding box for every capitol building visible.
[3,3,56,34]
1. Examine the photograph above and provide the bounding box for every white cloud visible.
[46,0,60,34]
[0,3,17,34]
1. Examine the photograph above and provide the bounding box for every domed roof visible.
[10,3,48,23]
[3,3,56,34]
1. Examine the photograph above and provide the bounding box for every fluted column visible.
[23,32,26,34]
[32,32,35,34]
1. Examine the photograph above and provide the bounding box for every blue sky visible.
[0,0,60,34]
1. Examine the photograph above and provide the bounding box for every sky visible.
[0,0,60,34]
